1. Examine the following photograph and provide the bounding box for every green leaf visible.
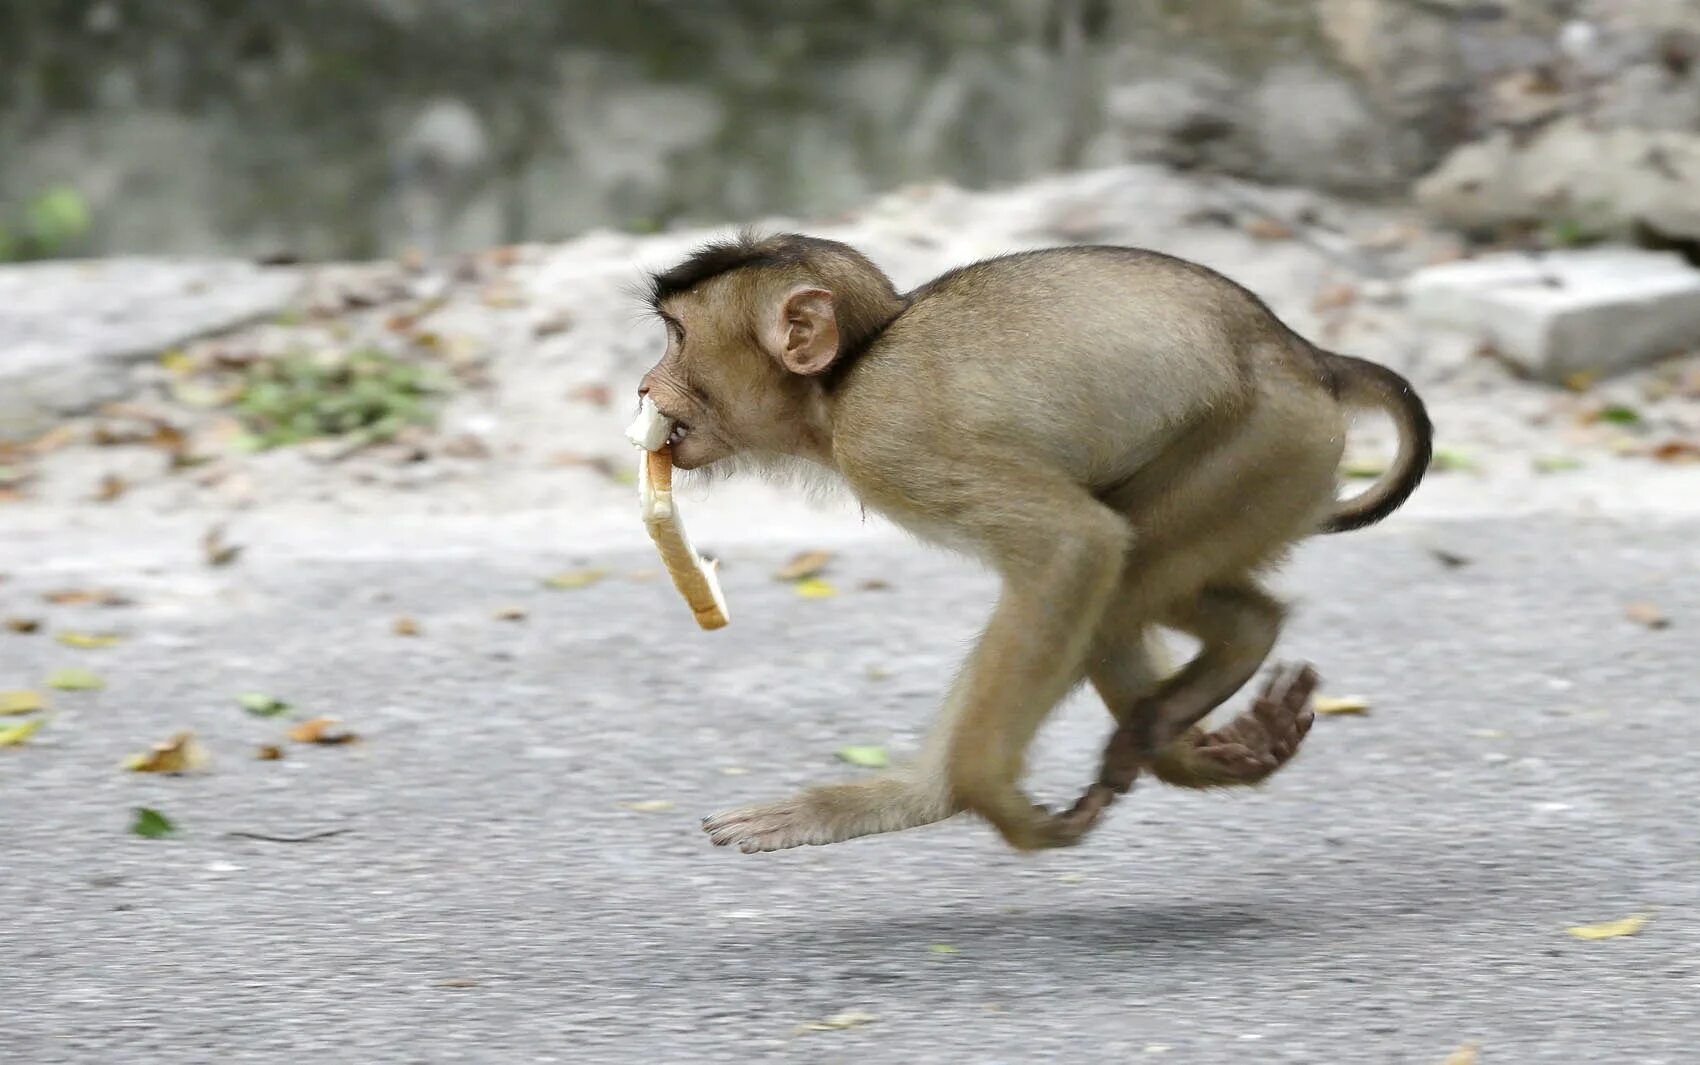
[1533,455,1584,473]
[836,745,890,769]
[1430,447,1480,474]
[131,807,177,839]
[46,667,103,691]
[0,716,45,746]
[1597,404,1642,426]
[928,943,959,954]
[238,692,290,717]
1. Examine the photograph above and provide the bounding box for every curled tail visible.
[1319,351,1432,534]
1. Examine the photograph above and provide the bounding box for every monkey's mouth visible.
[665,422,692,448]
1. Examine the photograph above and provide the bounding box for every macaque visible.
[635,231,1430,853]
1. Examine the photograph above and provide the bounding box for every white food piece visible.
[638,449,729,630]
[625,395,675,452]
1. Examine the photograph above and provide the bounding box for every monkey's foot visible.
[702,778,954,854]
[1149,662,1318,788]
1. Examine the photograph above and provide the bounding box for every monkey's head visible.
[637,232,905,471]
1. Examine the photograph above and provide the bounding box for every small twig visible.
[225,828,351,843]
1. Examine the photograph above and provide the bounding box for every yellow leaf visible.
[793,577,837,599]
[56,631,123,649]
[1439,1045,1478,1065]
[621,799,675,813]
[159,349,194,374]
[543,568,607,590]
[775,550,833,581]
[0,717,45,746]
[719,766,749,776]
[928,943,958,954]
[1314,695,1371,715]
[122,731,209,773]
[798,1010,879,1033]
[1342,457,1387,479]
[1,690,45,715]
[392,616,421,636]
[287,716,358,745]
[45,667,103,690]
[1566,913,1650,940]
[1625,601,1670,630]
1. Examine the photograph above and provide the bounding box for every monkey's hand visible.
[1148,663,1317,788]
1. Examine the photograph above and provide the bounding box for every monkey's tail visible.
[1318,351,1432,534]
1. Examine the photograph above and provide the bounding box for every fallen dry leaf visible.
[775,550,833,582]
[621,799,675,813]
[45,667,103,691]
[793,577,837,599]
[1244,216,1294,241]
[798,1010,879,1034]
[1314,695,1371,716]
[567,383,612,407]
[56,631,123,649]
[719,766,749,776]
[94,473,127,502]
[860,578,892,591]
[542,568,607,590]
[5,617,41,633]
[256,744,285,761]
[202,524,243,567]
[1567,913,1650,940]
[287,716,358,745]
[1650,439,1700,463]
[627,569,658,582]
[1625,602,1671,630]
[493,605,528,621]
[43,588,130,607]
[1428,547,1471,569]
[0,716,46,746]
[1533,455,1584,473]
[392,616,421,637]
[123,731,209,773]
[1439,1045,1479,1065]
[1311,283,1357,314]
[1,690,45,715]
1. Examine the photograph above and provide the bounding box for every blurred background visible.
[5,4,1700,1063]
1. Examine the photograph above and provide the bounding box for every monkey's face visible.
[638,296,777,471]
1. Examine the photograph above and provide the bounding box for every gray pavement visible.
[4,516,1698,1064]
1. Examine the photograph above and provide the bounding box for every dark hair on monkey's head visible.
[646,229,885,308]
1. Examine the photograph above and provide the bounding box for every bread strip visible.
[639,448,729,630]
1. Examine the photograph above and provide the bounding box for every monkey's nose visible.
[637,384,649,398]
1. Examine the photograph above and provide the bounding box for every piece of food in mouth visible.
[627,398,729,630]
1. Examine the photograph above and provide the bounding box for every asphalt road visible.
[4,516,1698,1064]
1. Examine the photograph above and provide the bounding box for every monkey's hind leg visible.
[1143,661,1316,787]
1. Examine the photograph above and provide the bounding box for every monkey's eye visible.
[662,316,686,345]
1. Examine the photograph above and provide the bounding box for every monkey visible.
[634,230,1431,854]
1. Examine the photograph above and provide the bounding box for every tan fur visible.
[640,234,1430,853]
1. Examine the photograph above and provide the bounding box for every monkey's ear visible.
[765,287,840,376]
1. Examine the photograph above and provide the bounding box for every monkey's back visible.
[833,247,1325,492]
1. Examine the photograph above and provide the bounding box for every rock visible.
[1405,248,1700,380]
[1415,118,1700,242]
[0,258,302,440]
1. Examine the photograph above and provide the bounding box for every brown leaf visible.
[5,617,41,634]
[543,568,606,590]
[1650,439,1700,464]
[94,474,127,502]
[1311,283,1358,314]
[567,383,613,408]
[1244,216,1294,241]
[392,616,421,637]
[287,717,359,745]
[1625,601,1671,629]
[493,605,527,621]
[43,588,130,607]
[202,524,243,567]
[860,578,892,591]
[774,550,833,582]
[256,744,285,761]
[123,730,209,773]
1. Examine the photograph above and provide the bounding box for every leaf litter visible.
[123,731,210,773]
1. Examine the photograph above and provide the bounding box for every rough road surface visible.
[4,514,1697,1064]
